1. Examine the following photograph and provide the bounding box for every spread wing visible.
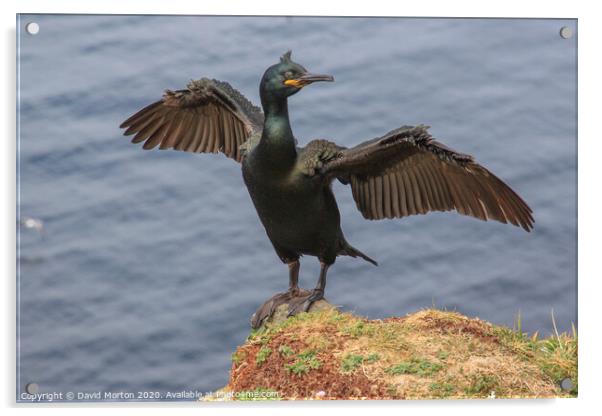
[320,125,534,231]
[119,78,263,162]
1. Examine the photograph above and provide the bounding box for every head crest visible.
[280,50,292,63]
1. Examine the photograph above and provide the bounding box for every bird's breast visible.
[242,158,340,245]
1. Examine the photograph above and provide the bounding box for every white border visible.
[2,1,599,415]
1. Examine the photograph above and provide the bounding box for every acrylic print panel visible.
[17,15,577,402]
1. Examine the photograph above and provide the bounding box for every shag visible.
[120,51,533,328]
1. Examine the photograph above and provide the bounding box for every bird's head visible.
[260,51,334,101]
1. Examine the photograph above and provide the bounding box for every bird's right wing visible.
[119,78,263,162]
[320,125,534,231]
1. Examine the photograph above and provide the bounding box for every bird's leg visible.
[310,261,329,301]
[251,259,307,329]
[288,262,329,316]
[287,260,300,296]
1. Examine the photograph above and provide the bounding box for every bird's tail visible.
[340,241,378,266]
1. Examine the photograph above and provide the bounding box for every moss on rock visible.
[211,306,577,400]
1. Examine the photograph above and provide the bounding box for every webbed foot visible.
[287,288,325,317]
[250,288,311,329]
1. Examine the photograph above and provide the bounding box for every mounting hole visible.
[559,26,573,39]
[560,378,573,391]
[26,22,40,35]
[25,383,39,394]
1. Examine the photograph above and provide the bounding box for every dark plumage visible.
[120,51,533,328]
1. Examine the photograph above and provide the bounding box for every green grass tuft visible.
[231,350,246,365]
[255,347,272,366]
[341,354,364,373]
[343,320,376,338]
[366,353,381,363]
[494,312,578,396]
[386,358,443,376]
[464,374,499,395]
[429,382,455,397]
[285,350,321,376]
[278,344,294,357]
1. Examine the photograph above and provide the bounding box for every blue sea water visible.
[17,15,577,401]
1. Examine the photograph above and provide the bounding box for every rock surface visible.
[259,299,336,328]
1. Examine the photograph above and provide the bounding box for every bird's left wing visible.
[120,78,263,162]
[317,125,534,231]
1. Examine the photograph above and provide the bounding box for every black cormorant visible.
[120,51,534,328]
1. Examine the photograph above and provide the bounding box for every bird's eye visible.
[284,71,294,79]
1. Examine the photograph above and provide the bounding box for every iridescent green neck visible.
[258,95,297,167]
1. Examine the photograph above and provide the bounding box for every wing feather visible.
[418,163,440,211]
[389,173,400,217]
[175,112,197,151]
[382,175,392,218]
[160,112,186,150]
[120,78,263,162]
[396,172,408,216]
[203,117,219,153]
[130,115,164,144]
[415,164,434,211]
[188,112,205,151]
[320,125,533,231]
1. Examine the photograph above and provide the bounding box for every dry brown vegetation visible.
[215,308,577,400]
